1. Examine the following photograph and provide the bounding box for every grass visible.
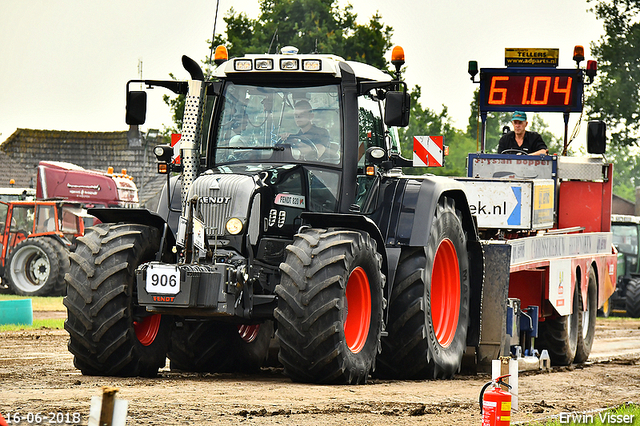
[0,318,64,332]
[0,294,64,311]
[525,403,640,425]
[0,294,65,331]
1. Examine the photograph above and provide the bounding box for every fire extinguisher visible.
[479,374,512,426]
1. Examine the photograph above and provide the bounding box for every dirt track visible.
[1,318,640,425]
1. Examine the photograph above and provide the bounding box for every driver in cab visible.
[497,111,548,155]
[281,100,330,159]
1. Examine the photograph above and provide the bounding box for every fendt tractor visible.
[64,44,615,384]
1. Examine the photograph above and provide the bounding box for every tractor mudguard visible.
[404,176,476,247]
[300,212,388,279]
[88,207,176,252]
[372,175,478,287]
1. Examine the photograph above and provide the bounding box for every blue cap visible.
[512,111,527,121]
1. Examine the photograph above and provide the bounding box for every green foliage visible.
[528,403,640,425]
[166,1,394,131]
[608,143,640,201]
[0,294,64,311]
[587,0,640,147]
[0,319,64,332]
[399,86,476,177]
[209,1,393,70]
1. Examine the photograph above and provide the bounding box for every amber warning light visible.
[215,46,228,66]
[391,46,405,77]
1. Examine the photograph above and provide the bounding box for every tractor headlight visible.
[226,217,243,235]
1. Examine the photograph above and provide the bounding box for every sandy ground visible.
[1,318,639,426]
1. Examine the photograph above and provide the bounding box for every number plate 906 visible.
[145,265,180,295]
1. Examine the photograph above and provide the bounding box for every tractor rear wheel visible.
[625,278,640,318]
[575,269,597,363]
[64,224,171,377]
[376,196,470,379]
[168,320,273,373]
[275,228,384,384]
[5,237,67,297]
[538,284,580,366]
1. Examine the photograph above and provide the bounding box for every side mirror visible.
[587,120,606,154]
[126,91,147,125]
[384,91,410,127]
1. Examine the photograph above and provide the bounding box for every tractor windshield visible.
[212,83,341,166]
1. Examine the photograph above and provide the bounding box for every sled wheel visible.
[275,228,384,384]
[64,224,171,377]
[575,268,597,363]
[538,280,580,366]
[377,196,470,379]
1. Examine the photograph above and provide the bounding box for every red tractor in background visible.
[0,200,87,296]
[0,162,139,296]
[36,161,139,209]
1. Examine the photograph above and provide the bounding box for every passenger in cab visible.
[497,111,548,155]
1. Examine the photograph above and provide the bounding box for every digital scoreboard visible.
[479,68,584,113]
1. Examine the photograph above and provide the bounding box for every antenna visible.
[268,28,278,54]
[208,0,221,72]
[138,58,143,89]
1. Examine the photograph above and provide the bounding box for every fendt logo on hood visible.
[199,196,231,204]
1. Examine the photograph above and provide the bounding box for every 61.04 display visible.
[480,68,583,112]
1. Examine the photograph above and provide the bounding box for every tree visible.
[587,0,640,147]
[399,86,476,176]
[209,1,392,70]
[166,0,394,132]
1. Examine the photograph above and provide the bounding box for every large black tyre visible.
[625,279,640,318]
[64,224,171,377]
[5,237,67,297]
[376,196,470,379]
[575,268,597,363]
[168,320,273,373]
[50,239,71,296]
[275,228,384,384]
[537,283,580,366]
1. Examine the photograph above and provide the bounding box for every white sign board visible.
[548,259,572,316]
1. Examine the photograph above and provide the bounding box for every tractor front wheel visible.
[275,228,384,384]
[64,224,171,377]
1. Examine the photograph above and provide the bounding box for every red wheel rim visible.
[344,266,371,353]
[134,314,161,346]
[430,239,460,348]
[237,324,260,343]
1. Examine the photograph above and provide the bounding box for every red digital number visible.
[553,76,572,105]
[531,76,551,105]
[488,76,509,105]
